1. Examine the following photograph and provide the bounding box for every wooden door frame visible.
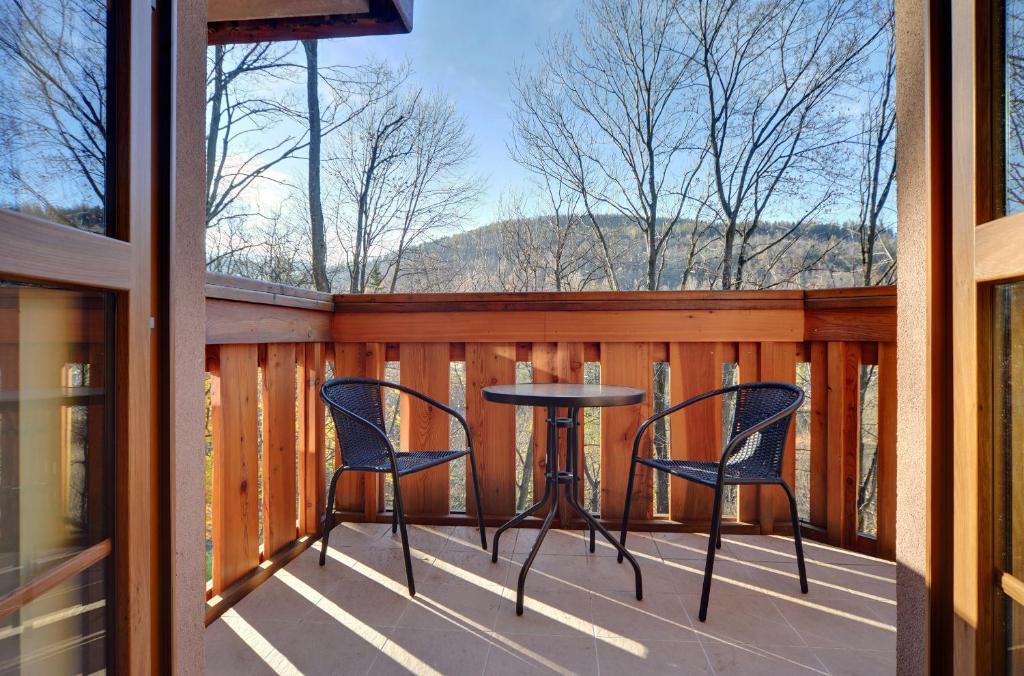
[0,0,163,670]
[951,0,1024,670]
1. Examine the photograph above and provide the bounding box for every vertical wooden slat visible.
[531,342,557,509]
[298,343,325,535]
[399,342,451,515]
[465,343,517,517]
[809,342,829,529]
[669,342,722,523]
[759,342,797,534]
[261,343,297,557]
[600,342,652,520]
[557,342,585,524]
[210,344,259,592]
[332,342,368,512]
[826,341,861,547]
[363,342,385,521]
[876,341,897,559]
[736,342,760,523]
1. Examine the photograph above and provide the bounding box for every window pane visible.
[1007,0,1024,214]
[995,282,1024,673]
[0,283,111,597]
[0,1,108,233]
[0,561,107,673]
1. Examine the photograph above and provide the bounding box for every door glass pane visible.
[0,1,109,233]
[995,281,1024,672]
[0,561,107,673]
[0,282,111,671]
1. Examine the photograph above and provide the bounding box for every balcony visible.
[202,274,897,673]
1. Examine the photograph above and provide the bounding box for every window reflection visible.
[0,282,111,673]
[0,0,108,232]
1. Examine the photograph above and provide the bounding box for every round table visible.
[483,383,645,615]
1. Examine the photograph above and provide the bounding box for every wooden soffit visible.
[208,0,413,45]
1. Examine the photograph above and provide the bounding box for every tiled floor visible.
[205,524,896,675]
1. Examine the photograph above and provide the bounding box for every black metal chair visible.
[617,382,807,621]
[319,377,487,596]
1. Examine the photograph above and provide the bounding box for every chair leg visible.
[391,473,416,596]
[717,530,722,550]
[467,448,488,550]
[617,458,640,564]
[391,507,398,535]
[698,483,725,622]
[781,482,809,593]
[319,467,345,566]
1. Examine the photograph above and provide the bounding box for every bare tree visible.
[0,0,107,230]
[511,0,706,292]
[327,81,478,293]
[206,42,302,232]
[497,181,601,293]
[854,3,897,287]
[684,0,886,289]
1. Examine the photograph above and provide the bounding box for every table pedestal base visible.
[491,406,643,615]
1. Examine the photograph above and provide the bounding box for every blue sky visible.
[318,1,580,226]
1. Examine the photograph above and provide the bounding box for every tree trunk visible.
[303,40,329,292]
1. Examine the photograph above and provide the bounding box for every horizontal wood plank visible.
[207,299,331,344]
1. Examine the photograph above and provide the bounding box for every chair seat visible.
[348,449,470,475]
[636,457,781,486]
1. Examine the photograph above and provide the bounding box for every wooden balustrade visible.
[203,273,897,621]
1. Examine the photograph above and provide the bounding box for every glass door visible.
[0,0,158,671]
[953,0,1024,671]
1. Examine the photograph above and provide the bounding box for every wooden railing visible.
[203,273,896,621]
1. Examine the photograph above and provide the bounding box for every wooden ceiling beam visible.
[208,0,412,45]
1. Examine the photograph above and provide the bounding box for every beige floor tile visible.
[256,618,388,676]
[685,593,806,647]
[204,614,279,676]
[595,637,713,674]
[424,548,511,588]
[772,594,896,651]
[702,643,829,675]
[324,522,394,548]
[314,579,415,628]
[654,532,737,560]
[590,590,697,642]
[738,559,896,604]
[494,588,595,637]
[444,526,504,553]
[228,575,323,625]
[589,531,661,558]
[514,528,590,555]
[814,648,896,675]
[396,582,502,632]
[657,555,759,596]
[484,633,598,675]
[369,627,493,675]
[205,532,898,673]
[369,524,453,555]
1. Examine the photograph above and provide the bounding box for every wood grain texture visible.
[975,213,1024,282]
[298,343,326,535]
[600,343,652,520]
[334,309,803,344]
[261,344,297,556]
[331,343,369,511]
[556,342,586,524]
[826,342,861,548]
[809,342,829,529]
[399,343,451,515]
[211,344,260,592]
[207,298,332,344]
[736,342,760,523]
[876,342,897,560]
[0,210,132,290]
[669,342,723,523]
[530,343,558,507]
[465,343,516,517]
[759,342,798,533]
